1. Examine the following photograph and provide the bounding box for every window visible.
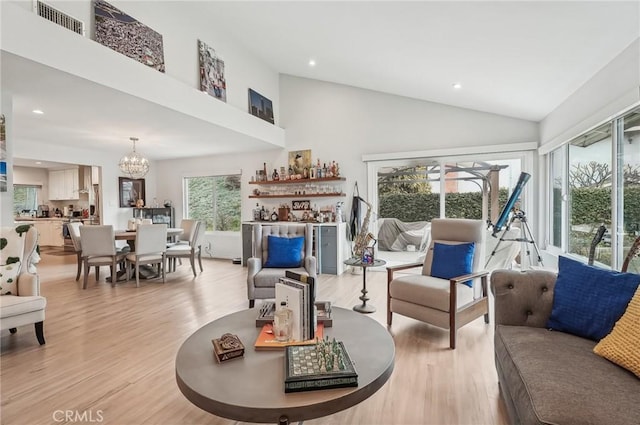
[14,185,39,214]
[547,106,640,270]
[184,174,241,232]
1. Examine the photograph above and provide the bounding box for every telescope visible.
[492,172,531,236]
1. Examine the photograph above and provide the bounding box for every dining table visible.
[110,227,184,281]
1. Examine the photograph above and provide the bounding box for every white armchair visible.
[247,223,316,308]
[0,225,46,345]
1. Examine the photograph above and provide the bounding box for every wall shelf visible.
[249,177,346,185]
[249,193,345,199]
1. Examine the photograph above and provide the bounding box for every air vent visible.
[34,0,85,36]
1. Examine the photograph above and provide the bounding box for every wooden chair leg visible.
[35,321,45,345]
[135,263,140,287]
[83,260,90,289]
[198,251,203,272]
[110,259,117,288]
[190,254,197,278]
[75,252,82,281]
[249,299,255,308]
[450,327,456,350]
[95,266,100,282]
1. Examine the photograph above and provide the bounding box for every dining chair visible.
[125,224,168,287]
[166,221,205,277]
[79,225,126,289]
[171,219,199,247]
[67,221,83,281]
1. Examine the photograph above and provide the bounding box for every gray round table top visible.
[175,307,395,423]
[344,258,387,268]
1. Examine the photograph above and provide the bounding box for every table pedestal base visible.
[353,303,376,314]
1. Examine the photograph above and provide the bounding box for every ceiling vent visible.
[33,0,85,36]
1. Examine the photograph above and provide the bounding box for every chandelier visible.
[119,137,149,179]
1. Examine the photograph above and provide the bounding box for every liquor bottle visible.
[273,301,293,342]
[272,169,279,181]
[271,207,278,221]
[316,159,322,179]
[263,162,268,181]
[253,203,261,221]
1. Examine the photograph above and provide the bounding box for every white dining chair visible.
[79,225,126,289]
[67,221,83,281]
[166,221,205,277]
[125,224,168,287]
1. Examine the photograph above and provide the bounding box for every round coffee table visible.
[175,307,394,424]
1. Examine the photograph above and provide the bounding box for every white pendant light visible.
[119,137,149,179]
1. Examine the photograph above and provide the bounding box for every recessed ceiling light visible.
[32,109,44,114]
[35,161,42,165]
[308,59,316,67]
[452,83,462,90]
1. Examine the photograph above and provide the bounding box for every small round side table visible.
[344,257,386,313]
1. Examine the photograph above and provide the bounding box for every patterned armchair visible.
[0,225,46,345]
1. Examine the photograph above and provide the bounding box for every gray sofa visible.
[491,269,640,425]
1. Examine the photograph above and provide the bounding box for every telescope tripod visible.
[486,209,544,269]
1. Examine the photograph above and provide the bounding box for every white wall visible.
[156,76,539,259]
[6,0,280,123]
[539,38,640,152]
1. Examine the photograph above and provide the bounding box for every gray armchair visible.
[247,223,316,308]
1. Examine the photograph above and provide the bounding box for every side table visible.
[344,258,386,313]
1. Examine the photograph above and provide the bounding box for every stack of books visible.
[254,271,318,350]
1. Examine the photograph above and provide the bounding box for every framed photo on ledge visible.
[119,177,145,208]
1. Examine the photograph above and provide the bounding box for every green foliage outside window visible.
[186,175,241,231]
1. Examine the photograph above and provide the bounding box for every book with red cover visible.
[254,323,324,351]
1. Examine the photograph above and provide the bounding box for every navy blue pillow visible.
[264,235,304,268]
[431,242,475,287]
[547,256,640,341]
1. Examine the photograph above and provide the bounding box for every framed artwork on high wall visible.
[119,177,145,208]
[199,40,226,102]
[95,0,165,73]
[248,89,274,124]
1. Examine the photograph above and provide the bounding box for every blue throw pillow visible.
[431,242,475,287]
[547,256,640,341]
[264,235,304,268]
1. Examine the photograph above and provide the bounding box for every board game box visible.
[284,339,358,393]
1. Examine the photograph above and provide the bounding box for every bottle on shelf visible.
[270,207,278,221]
[263,162,268,181]
[253,203,261,221]
[272,168,279,181]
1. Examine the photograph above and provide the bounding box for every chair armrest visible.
[490,269,557,328]
[386,261,423,283]
[17,272,40,296]
[247,257,262,282]
[449,269,489,285]
[305,256,317,279]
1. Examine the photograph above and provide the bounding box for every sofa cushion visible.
[495,324,640,425]
[594,286,640,378]
[431,242,474,287]
[547,256,640,341]
[254,267,309,288]
[389,274,473,312]
[0,262,21,295]
[0,294,47,318]
[263,236,304,268]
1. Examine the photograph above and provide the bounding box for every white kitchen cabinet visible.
[49,168,79,200]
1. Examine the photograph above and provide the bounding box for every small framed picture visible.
[248,89,274,124]
[118,177,145,208]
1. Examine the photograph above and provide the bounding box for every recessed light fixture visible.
[308,59,316,67]
[452,83,462,90]
[35,161,42,165]
[32,109,44,114]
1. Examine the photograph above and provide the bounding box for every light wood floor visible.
[1,248,508,425]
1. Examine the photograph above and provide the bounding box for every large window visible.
[548,107,640,271]
[184,174,241,232]
[14,185,39,214]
